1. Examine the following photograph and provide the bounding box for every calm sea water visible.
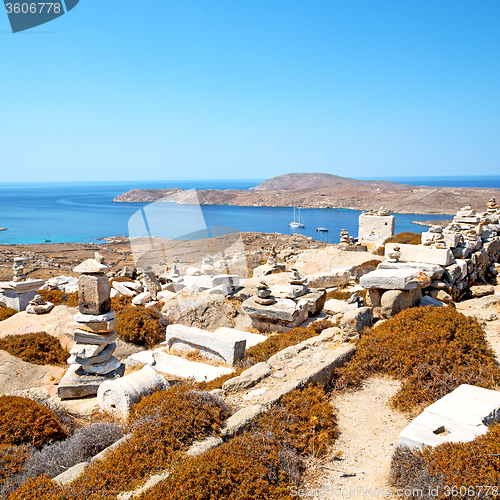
[0,176,499,245]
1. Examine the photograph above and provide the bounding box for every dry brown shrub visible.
[37,290,79,308]
[63,384,230,499]
[254,384,338,457]
[0,446,32,490]
[326,289,368,302]
[390,423,500,499]
[374,231,422,255]
[0,307,17,321]
[7,475,66,500]
[110,295,133,314]
[139,385,337,500]
[0,333,69,366]
[115,306,165,347]
[334,306,500,412]
[243,321,333,366]
[0,396,66,448]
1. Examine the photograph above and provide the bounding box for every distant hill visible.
[251,172,408,191]
[113,172,500,215]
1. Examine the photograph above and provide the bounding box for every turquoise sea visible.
[0,176,499,245]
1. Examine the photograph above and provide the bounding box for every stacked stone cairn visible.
[12,257,25,282]
[285,268,309,299]
[339,229,351,245]
[57,256,124,399]
[26,294,54,315]
[255,281,275,305]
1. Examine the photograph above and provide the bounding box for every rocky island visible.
[113,172,500,215]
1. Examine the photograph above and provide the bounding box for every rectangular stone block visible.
[214,327,267,349]
[358,214,395,243]
[385,243,455,266]
[165,324,246,365]
[183,274,240,291]
[74,311,115,323]
[78,274,111,315]
[305,269,350,288]
[70,318,117,333]
[360,268,431,290]
[377,261,444,280]
[421,232,462,249]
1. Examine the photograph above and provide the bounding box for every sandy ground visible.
[302,377,411,497]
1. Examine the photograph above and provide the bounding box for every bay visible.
[2,176,498,245]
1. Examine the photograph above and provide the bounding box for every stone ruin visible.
[358,207,395,247]
[57,256,124,399]
[360,199,500,316]
[0,258,44,311]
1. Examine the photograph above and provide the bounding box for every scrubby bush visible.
[326,288,368,302]
[255,384,338,457]
[110,295,133,314]
[243,320,333,366]
[374,231,422,255]
[139,385,337,500]
[62,384,230,499]
[0,446,32,491]
[7,475,66,500]
[0,332,69,366]
[37,290,78,307]
[138,433,295,500]
[0,396,66,448]
[390,423,500,499]
[1,423,122,497]
[116,306,165,347]
[0,307,17,321]
[334,306,500,412]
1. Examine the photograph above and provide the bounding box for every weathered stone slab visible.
[132,292,152,305]
[165,324,246,365]
[112,281,137,297]
[0,279,45,293]
[360,268,431,290]
[297,289,327,316]
[127,350,234,382]
[340,307,373,338]
[214,327,267,349]
[57,362,125,399]
[73,259,109,274]
[72,329,117,345]
[70,342,107,359]
[242,296,298,322]
[323,299,357,315]
[385,243,455,266]
[74,312,115,323]
[399,385,500,449]
[381,289,423,318]
[80,356,122,375]
[420,296,445,307]
[304,269,350,288]
[377,261,444,280]
[68,343,116,365]
[142,271,161,299]
[70,318,118,333]
[422,231,462,248]
[53,462,89,486]
[222,362,271,392]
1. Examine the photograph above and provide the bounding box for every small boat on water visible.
[43,239,52,243]
[316,227,329,232]
[289,207,305,228]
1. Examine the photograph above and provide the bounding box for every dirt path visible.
[302,377,411,497]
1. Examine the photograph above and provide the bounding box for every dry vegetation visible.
[334,306,500,412]
[0,396,66,449]
[0,307,18,321]
[390,423,500,499]
[0,333,69,366]
[37,290,78,307]
[374,231,422,255]
[115,306,166,347]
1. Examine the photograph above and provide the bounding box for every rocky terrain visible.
[113,172,500,215]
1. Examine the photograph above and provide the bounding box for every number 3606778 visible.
[5,3,62,14]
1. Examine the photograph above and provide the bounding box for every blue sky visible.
[1,1,499,182]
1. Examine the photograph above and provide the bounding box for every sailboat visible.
[289,207,305,228]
